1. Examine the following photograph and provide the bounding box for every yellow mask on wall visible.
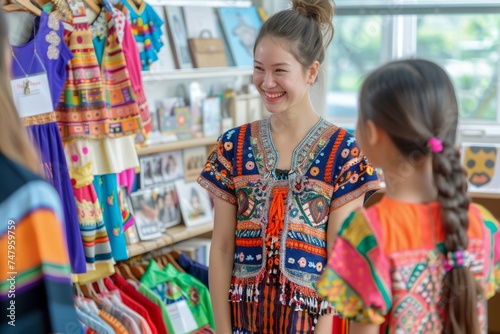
[463,146,497,187]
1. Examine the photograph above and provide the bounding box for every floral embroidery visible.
[189,287,200,305]
[47,13,60,31]
[90,10,107,40]
[310,166,320,176]
[245,161,255,170]
[47,45,60,60]
[351,147,359,156]
[45,31,61,46]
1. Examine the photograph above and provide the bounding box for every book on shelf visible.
[174,237,212,266]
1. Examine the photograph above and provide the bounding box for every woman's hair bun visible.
[292,0,335,26]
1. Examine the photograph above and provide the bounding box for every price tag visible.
[10,72,53,118]
[166,299,198,333]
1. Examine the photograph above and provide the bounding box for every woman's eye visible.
[254,66,264,71]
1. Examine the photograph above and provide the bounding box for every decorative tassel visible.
[266,187,288,237]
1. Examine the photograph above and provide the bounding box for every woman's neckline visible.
[265,115,324,173]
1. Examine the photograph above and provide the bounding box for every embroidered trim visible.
[325,128,346,183]
[48,13,60,30]
[236,124,248,176]
[90,9,107,40]
[197,176,237,205]
[330,180,380,210]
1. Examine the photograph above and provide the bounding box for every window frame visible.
[328,1,500,134]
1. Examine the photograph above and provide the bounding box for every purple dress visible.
[10,12,86,273]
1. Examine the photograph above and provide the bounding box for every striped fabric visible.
[0,153,78,333]
[99,8,143,137]
[56,2,109,140]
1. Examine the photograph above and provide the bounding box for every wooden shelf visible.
[127,222,214,258]
[137,136,218,156]
[142,67,253,82]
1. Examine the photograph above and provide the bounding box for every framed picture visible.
[152,155,164,184]
[202,96,222,138]
[129,189,163,241]
[157,97,184,135]
[183,146,208,182]
[165,6,193,69]
[153,182,181,230]
[160,150,184,182]
[121,188,140,245]
[462,143,500,193]
[183,6,220,39]
[149,6,177,71]
[139,156,155,188]
[175,179,213,227]
[217,7,262,67]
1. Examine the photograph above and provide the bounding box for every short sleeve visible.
[316,210,391,324]
[475,204,500,296]
[197,131,237,205]
[331,132,380,210]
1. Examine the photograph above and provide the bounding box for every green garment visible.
[140,260,215,333]
[163,262,215,330]
[138,284,174,334]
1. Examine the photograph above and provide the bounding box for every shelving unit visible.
[127,222,214,257]
[137,136,218,156]
[142,67,253,82]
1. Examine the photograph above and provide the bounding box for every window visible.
[326,0,500,133]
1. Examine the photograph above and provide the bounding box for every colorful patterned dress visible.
[316,195,500,334]
[198,118,380,333]
[121,0,164,70]
[9,11,87,274]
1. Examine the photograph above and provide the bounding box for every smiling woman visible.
[197,0,381,333]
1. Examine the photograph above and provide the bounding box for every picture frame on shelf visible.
[152,155,164,184]
[153,182,182,231]
[121,188,140,245]
[157,97,182,136]
[160,150,184,182]
[462,143,500,193]
[202,96,222,138]
[139,156,155,188]
[183,6,220,39]
[175,179,213,227]
[173,105,193,140]
[149,6,176,71]
[129,189,163,241]
[183,146,208,182]
[217,6,262,67]
[165,6,193,69]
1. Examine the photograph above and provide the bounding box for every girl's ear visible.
[308,61,320,84]
[365,120,381,146]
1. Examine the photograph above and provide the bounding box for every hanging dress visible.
[9,11,86,274]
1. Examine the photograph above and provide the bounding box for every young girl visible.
[198,0,380,332]
[316,59,500,333]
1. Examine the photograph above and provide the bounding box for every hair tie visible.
[427,137,443,153]
[444,250,470,273]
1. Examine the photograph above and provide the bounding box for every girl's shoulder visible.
[469,202,499,234]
